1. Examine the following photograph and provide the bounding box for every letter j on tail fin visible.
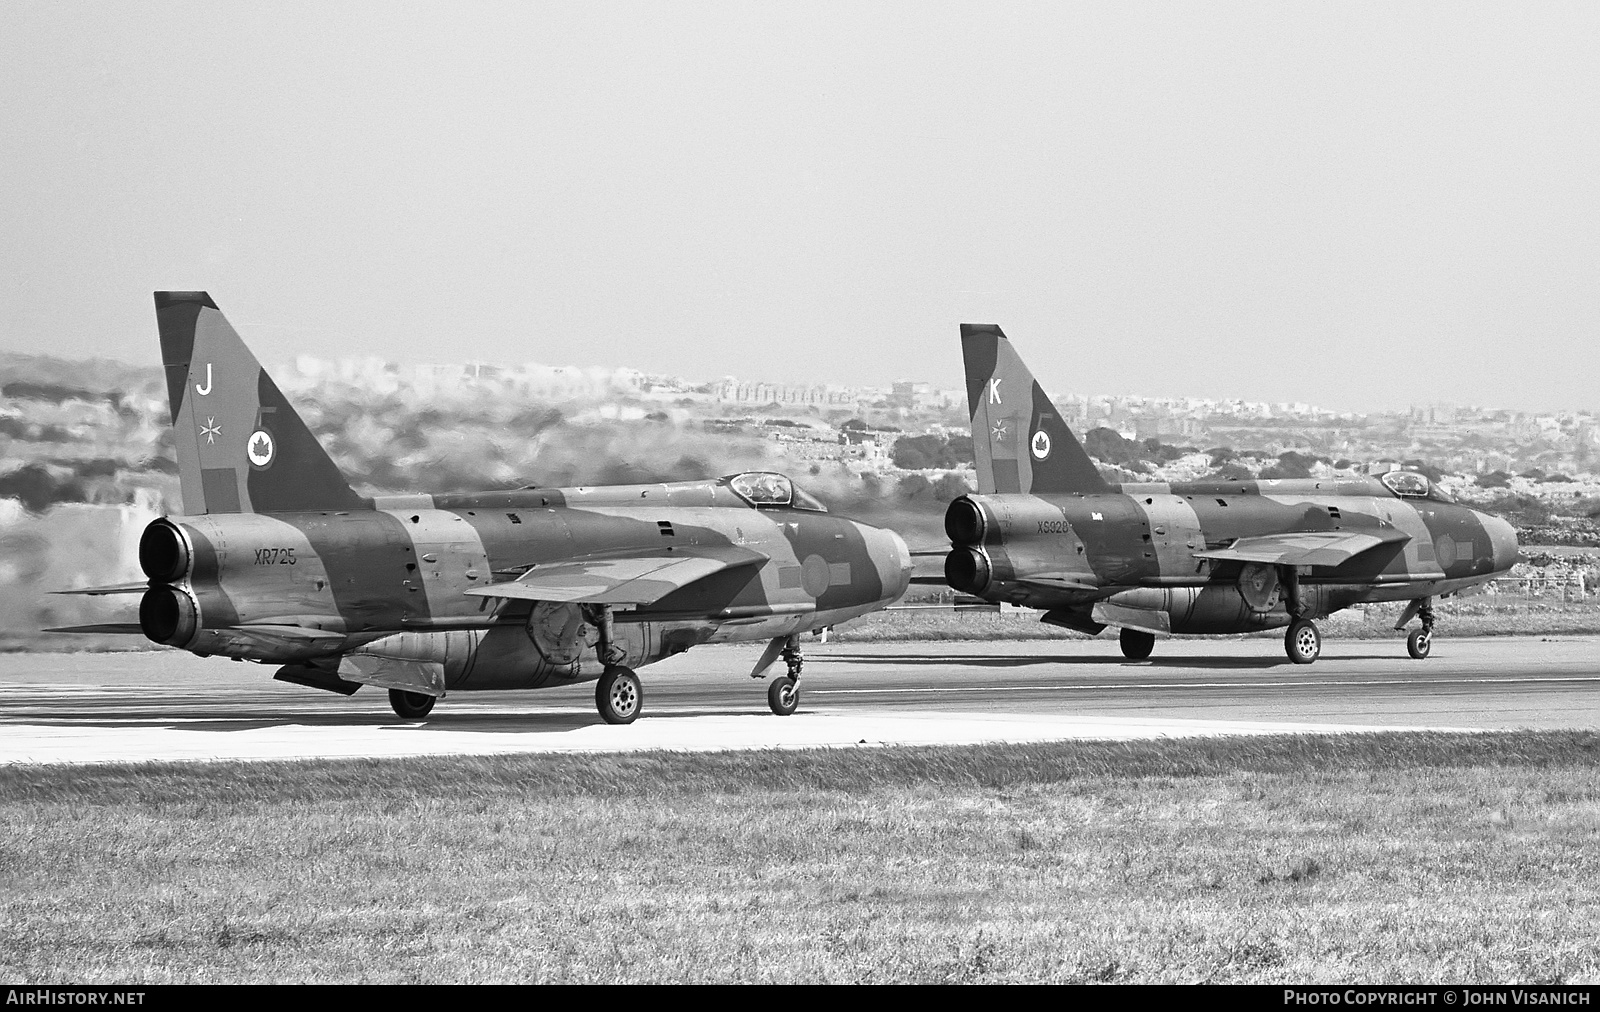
[960,324,1111,496]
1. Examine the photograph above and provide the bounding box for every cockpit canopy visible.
[1380,470,1454,503]
[724,471,828,512]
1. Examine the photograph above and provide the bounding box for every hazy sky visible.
[3,2,1596,412]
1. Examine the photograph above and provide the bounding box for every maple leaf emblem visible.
[251,434,271,459]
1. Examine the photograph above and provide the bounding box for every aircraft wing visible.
[50,582,148,596]
[907,547,950,585]
[43,623,146,634]
[43,622,347,648]
[465,544,768,606]
[1193,529,1410,567]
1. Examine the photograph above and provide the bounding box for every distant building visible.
[714,377,863,407]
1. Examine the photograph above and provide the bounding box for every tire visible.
[1407,628,1432,660]
[389,688,436,720]
[595,666,642,725]
[768,676,799,716]
[1120,628,1155,660]
[1285,619,1321,664]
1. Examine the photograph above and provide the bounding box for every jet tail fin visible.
[156,292,365,514]
[960,324,1111,495]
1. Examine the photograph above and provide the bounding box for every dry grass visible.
[3,733,1600,983]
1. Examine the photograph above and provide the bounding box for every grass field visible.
[4,733,1600,983]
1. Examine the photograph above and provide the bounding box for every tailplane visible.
[960,324,1111,495]
[157,292,364,514]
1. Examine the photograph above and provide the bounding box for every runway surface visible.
[2,635,1598,765]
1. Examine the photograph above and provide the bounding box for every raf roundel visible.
[247,429,276,468]
[1030,429,1051,460]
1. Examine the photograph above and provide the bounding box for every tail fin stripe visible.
[156,295,208,426]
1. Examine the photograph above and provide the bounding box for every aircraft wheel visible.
[1120,628,1155,660]
[1407,628,1432,660]
[389,689,436,720]
[1285,619,1321,665]
[596,666,642,725]
[768,676,799,716]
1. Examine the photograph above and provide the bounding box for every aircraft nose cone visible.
[870,526,912,601]
[1481,512,1521,573]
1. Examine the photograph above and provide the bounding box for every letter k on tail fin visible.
[156,292,365,515]
[961,324,1111,496]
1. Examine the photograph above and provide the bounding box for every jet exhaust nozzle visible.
[139,519,191,583]
[139,585,197,646]
[944,496,987,546]
[944,546,992,595]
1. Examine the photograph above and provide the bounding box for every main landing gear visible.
[586,603,642,724]
[1285,618,1321,664]
[389,689,436,720]
[595,666,642,724]
[1397,597,1435,660]
[1119,628,1155,660]
[1280,565,1321,664]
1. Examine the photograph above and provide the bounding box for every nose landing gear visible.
[1398,597,1435,660]
[767,675,799,716]
[766,636,804,715]
[752,634,804,715]
[1406,627,1431,660]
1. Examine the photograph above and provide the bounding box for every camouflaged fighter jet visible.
[941,324,1520,664]
[52,292,911,722]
